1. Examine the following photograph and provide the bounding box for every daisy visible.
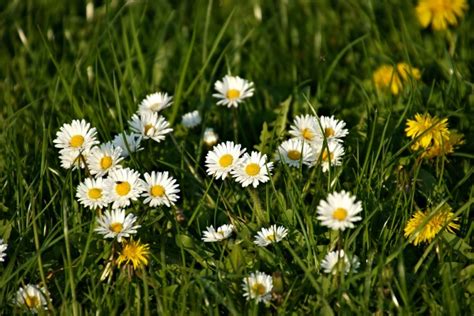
[117,240,150,270]
[242,271,273,303]
[405,113,450,151]
[203,128,219,147]
[316,142,345,172]
[112,133,143,158]
[212,75,254,108]
[231,151,273,188]
[316,190,362,231]
[15,284,50,313]
[0,239,7,262]
[138,92,173,115]
[86,143,123,177]
[58,148,89,170]
[404,204,459,246]
[53,119,98,153]
[129,112,173,143]
[181,110,202,128]
[315,116,349,144]
[416,0,468,31]
[275,138,315,168]
[253,225,288,247]
[76,177,109,209]
[94,209,140,242]
[289,114,320,144]
[320,250,360,275]
[205,141,245,180]
[142,171,180,207]
[104,168,145,209]
[202,224,234,242]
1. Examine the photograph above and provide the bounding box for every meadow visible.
[0,0,473,314]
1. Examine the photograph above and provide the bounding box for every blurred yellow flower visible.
[117,240,150,270]
[416,0,468,31]
[373,63,421,95]
[404,205,459,246]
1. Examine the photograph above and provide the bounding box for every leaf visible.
[254,122,271,153]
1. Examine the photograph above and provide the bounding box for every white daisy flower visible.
[316,142,345,172]
[181,110,202,128]
[76,177,109,210]
[53,119,99,153]
[112,133,143,158]
[15,284,50,313]
[94,209,140,242]
[0,239,7,262]
[138,92,173,115]
[253,225,288,247]
[58,148,89,170]
[320,249,360,275]
[142,171,180,207]
[275,138,315,168]
[289,114,319,144]
[316,190,362,231]
[231,151,273,188]
[205,141,245,180]
[203,128,219,146]
[202,224,234,242]
[315,115,349,144]
[212,75,255,108]
[104,168,145,209]
[242,271,273,303]
[86,143,123,177]
[129,112,173,143]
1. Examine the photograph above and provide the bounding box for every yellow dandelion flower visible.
[422,131,464,158]
[416,0,468,31]
[373,63,421,95]
[404,205,459,246]
[117,240,150,270]
[405,113,449,150]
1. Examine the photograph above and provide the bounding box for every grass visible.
[0,0,473,314]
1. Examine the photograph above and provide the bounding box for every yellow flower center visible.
[109,222,123,233]
[245,163,261,176]
[151,185,165,197]
[88,188,102,200]
[302,128,313,140]
[144,124,154,135]
[100,156,113,170]
[25,295,40,308]
[287,150,301,161]
[324,127,335,138]
[115,181,131,196]
[266,233,276,242]
[333,207,348,221]
[321,150,334,162]
[226,89,240,100]
[70,135,85,148]
[219,154,233,168]
[150,102,162,111]
[251,283,267,296]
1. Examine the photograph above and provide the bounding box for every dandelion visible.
[181,110,202,128]
[117,240,150,270]
[15,284,50,313]
[275,138,315,168]
[205,141,245,180]
[422,131,464,158]
[202,224,234,242]
[95,209,140,242]
[0,239,7,262]
[289,114,319,144]
[320,250,360,275]
[242,271,273,303]
[317,191,363,231]
[416,0,468,31]
[53,119,98,154]
[316,142,345,172]
[104,168,145,209]
[138,92,173,115]
[86,143,123,177]
[373,63,421,95]
[231,151,274,188]
[254,225,288,247]
[213,75,255,108]
[405,113,450,151]
[129,112,173,143]
[315,115,349,144]
[142,171,180,207]
[112,133,143,158]
[404,204,459,246]
[76,177,109,209]
[203,128,219,147]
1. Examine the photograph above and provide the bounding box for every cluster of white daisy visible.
[277,114,348,171]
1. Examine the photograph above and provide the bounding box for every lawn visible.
[0,0,473,314]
